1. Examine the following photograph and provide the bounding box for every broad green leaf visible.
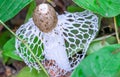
[0,0,33,22]
[2,37,22,61]
[24,0,36,22]
[71,44,120,77]
[87,41,109,55]
[73,0,120,17]
[17,67,47,77]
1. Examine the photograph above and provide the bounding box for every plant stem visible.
[0,20,49,77]
[47,0,56,7]
[114,17,120,44]
[92,33,115,42]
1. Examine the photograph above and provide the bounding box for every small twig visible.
[114,17,120,44]
[0,20,49,77]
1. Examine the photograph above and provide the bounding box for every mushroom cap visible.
[33,3,58,33]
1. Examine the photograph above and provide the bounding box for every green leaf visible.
[115,15,120,40]
[87,41,109,55]
[67,5,84,12]
[93,35,117,44]
[0,0,33,22]
[105,36,117,44]
[71,44,120,77]
[73,0,120,17]
[24,0,36,22]
[87,36,117,55]
[17,67,47,77]
[0,31,11,48]
[116,14,120,27]
[2,37,22,61]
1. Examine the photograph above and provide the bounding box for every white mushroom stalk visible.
[15,3,98,77]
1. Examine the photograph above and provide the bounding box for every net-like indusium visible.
[15,10,98,77]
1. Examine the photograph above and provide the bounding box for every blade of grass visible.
[114,17,120,43]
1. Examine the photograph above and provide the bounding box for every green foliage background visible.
[0,0,120,77]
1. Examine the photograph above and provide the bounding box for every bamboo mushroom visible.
[15,7,99,76]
